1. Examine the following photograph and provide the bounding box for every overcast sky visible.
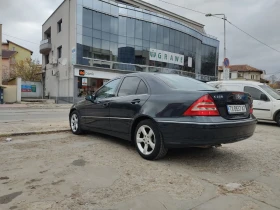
[1,0,279,77]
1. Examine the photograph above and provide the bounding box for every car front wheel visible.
[135,119,168,160]
[70,111,83,135]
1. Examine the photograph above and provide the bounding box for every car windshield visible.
[156,74,216,91]
[260,85,280,100]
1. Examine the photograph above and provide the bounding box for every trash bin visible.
[0,87,4,104]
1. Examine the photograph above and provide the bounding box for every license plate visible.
[227,105,247,114]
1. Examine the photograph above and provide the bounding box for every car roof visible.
[207,80,263,86]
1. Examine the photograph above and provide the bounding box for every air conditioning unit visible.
[52,69,58,76]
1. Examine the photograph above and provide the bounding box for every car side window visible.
[244,86,265,100]
[136,80,148,95]
[95,79,121,100]
[118,77,141,96]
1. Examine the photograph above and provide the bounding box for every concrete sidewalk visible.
[0,105,71,137]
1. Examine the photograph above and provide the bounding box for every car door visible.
[84,78,121,130]
[110,76,150,134]
[244,86,273,120]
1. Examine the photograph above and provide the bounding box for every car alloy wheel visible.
[71,113,79,132]
[136,125,156,155]
[70,111,83,135]
[134,119,168,160]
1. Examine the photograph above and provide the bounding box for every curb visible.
[0,129,70,138]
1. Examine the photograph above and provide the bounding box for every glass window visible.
[135,20,143,39]
[83,8,93,28]
[163,27,169,45]
[259,85,280,100]
[157,74,216,90]
[156,43,163,50]
[111,5,118,16]
[96,79,121,99]
[150,23,157,42]
[93,0,102,11]
[135,38,142,46]
[143,22,150,41]
[118,36,126,44]
[83,27,92,37]
[119,7,127,15]
[57,46,62,59]
[127,18,135,37]
[102,2,110,13]
[83,0,92,8]
[83,35,92,46]
[110,34,118,42]
[92,29,101,39]
[180,32,184,48]
[163,45,169,51]
[188,36,193,51]
[118,77,141,96]
[175,31,180,48]
[102,14,110,32]
[150,41,156,49]
[93,38,101,49]
[143,12,151,21]
[101,40,110,50]
[169,29,175,46]
[57,19,62,33]
[184,34,189,50]
[136,80,148,95]
[136,11,144,19]
[244,86,266,100]
[110,17,118,34]
[143,40,149,49]
[93,11,102,30]
[157,25,163,44]
[102,32,110,41]
[119,16,126,36]
[127,37,135,45]
[77,34,83,44]
[164,18,170,27]
[77,5,83,25]
[192,37,197,52]
[110,42,118,57]
[77,25,83,34]
[127,9,136,17]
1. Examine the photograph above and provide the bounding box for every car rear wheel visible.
[70,111,83,135]
[276,113,280,126]
[134,119,168,160]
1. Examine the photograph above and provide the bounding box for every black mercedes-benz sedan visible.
[69,73,257,160]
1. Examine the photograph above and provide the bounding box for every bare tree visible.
[14,59,41,82]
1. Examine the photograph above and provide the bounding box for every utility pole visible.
[0,24,2,85]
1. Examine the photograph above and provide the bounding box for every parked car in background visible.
[69,73,257,160]
[208,81,280,126]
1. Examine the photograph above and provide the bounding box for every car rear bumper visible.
[156,117,257,148]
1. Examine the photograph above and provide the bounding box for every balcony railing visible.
[82,57,217,82]
[40,38,52,55]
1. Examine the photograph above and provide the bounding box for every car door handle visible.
[103,102,109,107]
[131,99,140,105]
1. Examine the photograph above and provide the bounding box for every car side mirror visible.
[260,94,268,101]
[85,95,94,102]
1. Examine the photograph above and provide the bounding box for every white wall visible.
[21,81,42,98]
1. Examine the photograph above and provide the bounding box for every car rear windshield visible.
[259,85,280,100]
[156,74,216,91]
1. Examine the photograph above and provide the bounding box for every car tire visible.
[70,110,83,135]
[134,119,168,160]
[276,113,280,126]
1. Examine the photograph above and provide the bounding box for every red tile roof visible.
[218,65,263,73]
[2,50,17,58]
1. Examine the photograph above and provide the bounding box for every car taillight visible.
[250,104,253,114]
[183,94,220,116]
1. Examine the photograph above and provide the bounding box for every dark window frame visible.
[57,46,62,59]
[57,19,62,33]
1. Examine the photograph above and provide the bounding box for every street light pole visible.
[206,13,227,80]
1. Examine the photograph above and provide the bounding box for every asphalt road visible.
[0,123,279,210]
[0,109,69,123]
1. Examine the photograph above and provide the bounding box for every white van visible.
[207,81,280,126]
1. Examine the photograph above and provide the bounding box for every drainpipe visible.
[68,0,71,103]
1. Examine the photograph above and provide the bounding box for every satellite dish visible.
[60,58,68,66]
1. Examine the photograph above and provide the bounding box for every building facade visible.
[40,0,219,103]
[218,65,265,82]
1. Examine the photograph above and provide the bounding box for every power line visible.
[2,33,39,45]
[156,0,280,54]
[226,20,280,54]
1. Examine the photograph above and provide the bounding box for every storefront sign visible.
[82,78,88,86]
[21,85,36,92]
[149,49,184,66]
[74,68,122,79]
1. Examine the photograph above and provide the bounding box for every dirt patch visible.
[0,192,22,204]
[72,159,86,166]
[9,206,18,210]
[52,180,65,185]
[0,176,9,180]
[25,178,42,185]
